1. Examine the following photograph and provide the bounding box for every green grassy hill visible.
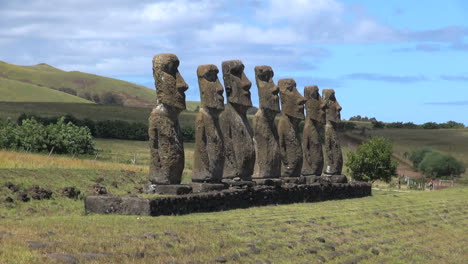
[0,78,92,103]
[0,60,200,110]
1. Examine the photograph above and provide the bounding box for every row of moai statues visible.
[148,53,345,193]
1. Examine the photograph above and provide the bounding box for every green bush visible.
[408,147,433,168]
[0,117,95,155]
[346,137,398,183]
[418,151,465,178]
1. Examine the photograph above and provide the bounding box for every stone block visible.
[190,183,226,193]
[253,178,283,186]
[155,185,192,195]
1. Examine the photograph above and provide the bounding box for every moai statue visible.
[148,53,191,194]
[252,66,282,185]
[191,64,226,192]
[322,89,347,183]
[277,78,306,183]
[219,60,256,186]
[301,86,325,183]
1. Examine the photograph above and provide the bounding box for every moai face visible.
[197,64,224,111]
[278,78,306,120]
[222,60,252,108]
[322,89,342,124]
[152,53,188,110]
[304,85,325,124]
[255,65,280,113]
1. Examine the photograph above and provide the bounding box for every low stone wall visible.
[85,182,371,217]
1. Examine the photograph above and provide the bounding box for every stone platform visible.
[85,182,371,217]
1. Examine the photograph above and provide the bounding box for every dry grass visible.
[0,150,147,172]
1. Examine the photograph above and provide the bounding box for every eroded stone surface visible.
[278,78,306,178]
[253,65,281,179]
[302,85,325,176]
[220,60,255,181]
[322,89,343,175]
[192,64,225,183]
[149,53,188,184]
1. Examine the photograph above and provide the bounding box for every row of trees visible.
[16,114,195,142]
[372,120,465,129]
[0,118,95,155]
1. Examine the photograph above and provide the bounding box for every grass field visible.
[0,102,199,127]
[0,78,92,103]
[0,136,467,263]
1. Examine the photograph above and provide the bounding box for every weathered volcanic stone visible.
[190,183,226,193]
[253,65,281,179]
[192,64,225,183]
[278,78,306,178]
[149,53,188,185]
[322,89,343,175]
[85,182,372,216]
[219,60,255,181]
[302,85,325,176]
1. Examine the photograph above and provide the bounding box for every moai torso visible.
[253,66,281,179]
[148,53,188,184]
[277,79,306,178]
[219,60,255,181]
[192,65,225,183]
[302,86,325,176]
[322,89,343,175]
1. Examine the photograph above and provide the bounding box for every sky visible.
[0,0,467,125]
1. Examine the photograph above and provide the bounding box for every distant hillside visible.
[0,77,92,103]
[0,60,200,110]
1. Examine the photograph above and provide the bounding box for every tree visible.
[408,147,433,168]
[418,151,465,178]
[346,137,398,183]
[372,121,385,129]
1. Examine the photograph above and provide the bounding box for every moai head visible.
[222,60,252,108]
[322,89,342,124]
[197,64,224,112]
[278,78,306,120]
[152,53,188,110]
[304,85,325,124]
[255,65,280,113]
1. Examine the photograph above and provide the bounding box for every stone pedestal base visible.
[281,177,306,184]
[301,175,320,184]
[146,184,192,195]
[320,175,348,184]
[190,183,226,193]
[222,179,256,189]
[252,178,283,186]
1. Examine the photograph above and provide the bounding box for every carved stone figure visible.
[302,86,325,177]
[148,53,188,186]
[277,78,306,179]
[219,60,255,182]
[322,89,343,176]
[191,64,225,186]
[252,66,281,182]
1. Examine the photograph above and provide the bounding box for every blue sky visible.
[0,0,467,125]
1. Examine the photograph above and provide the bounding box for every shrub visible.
[372,121,385,129]
[0,117,95,155]
[100,92,123,105]
[408,147,433,168]
[418,151,465,178]
[421,122,439,129]
[346,137,398,183]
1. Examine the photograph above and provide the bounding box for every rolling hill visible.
[0,60,200,110]
[0,77,92,103]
